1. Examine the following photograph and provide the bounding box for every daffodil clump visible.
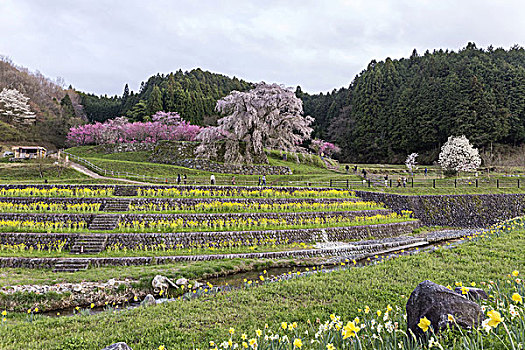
[0,202,101,213]
[137,188,356,199]
[128,200,382,214]
[116,212,411,233]
[0,187,114,198]
[204,273,525,350]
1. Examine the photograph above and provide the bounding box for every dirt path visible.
[69,161,152,185]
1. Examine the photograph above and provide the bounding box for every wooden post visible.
[433,179,436,188]
[454,179,457,188]
[476,179,478,188]
[497,179,499,188]
[346,179,349,188]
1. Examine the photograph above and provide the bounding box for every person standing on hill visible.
[177,174,181,185]
[210,174,216,185]
[262,175,266,186]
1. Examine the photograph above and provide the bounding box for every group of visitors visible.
[208,174,267,186]
[176,174,187,185]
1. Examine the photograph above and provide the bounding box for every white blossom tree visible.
[438,135,481,175]
[0,88,35,125]
[405,153,418,176]
[197,82,313,164]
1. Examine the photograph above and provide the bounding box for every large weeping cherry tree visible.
[197,82,314,164]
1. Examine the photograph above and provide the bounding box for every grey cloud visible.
[0,0,524,96]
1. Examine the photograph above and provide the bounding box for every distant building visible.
[11,146,46,159]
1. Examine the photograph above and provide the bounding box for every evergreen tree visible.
[147,85,163,115]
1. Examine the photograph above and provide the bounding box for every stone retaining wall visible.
[0,233,77,249]
[150,141,291,175]
[355,191,525,227]
[0,221,420,269]
[119,209,391,225]
[0,221,419,255]
[0,213,93,224]
[105,221,419,247]
[0,197,109,205]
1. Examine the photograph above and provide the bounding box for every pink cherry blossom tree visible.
[66,111,200,146]
[197,82,313,164]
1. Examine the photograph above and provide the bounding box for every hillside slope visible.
[0,56,85,148]
[301,43,525,163]
[79,68,253,125]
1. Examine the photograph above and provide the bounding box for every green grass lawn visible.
[65,146,363,186]
[1,221,523,349]
[0,258,279,288]
[0,163,92,183]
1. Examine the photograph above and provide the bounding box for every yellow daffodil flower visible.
[418,317,431,332]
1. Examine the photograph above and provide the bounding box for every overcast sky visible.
[1,0,524,96]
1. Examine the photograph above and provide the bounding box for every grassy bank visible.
[1,221,523,349]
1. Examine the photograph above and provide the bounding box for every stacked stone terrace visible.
[0,184,422,271]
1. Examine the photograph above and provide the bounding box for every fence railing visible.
[328,177,522,189]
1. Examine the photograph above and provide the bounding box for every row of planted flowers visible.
[0,200,381,214]
[128,201,380,214]
[0,187,356,199]
[0,213,410,233]
[0,238,310,256]
[0,187,114,198]
[136,188,356,199]
[0,202,102,213]
[116,213,411,233]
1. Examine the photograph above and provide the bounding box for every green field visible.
[1,221,523,349]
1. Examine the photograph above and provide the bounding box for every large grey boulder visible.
[102,342,133,350]
[406,280,484,337]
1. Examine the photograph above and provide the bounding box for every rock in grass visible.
[102,342,133,350]
[176,278,188,286]
[454,286,488,300]
[406,280,483,337]
[152,275,178,293]
[141,294,156,307]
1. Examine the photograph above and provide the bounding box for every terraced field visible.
[0,185,420,272]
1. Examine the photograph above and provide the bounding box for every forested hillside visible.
[80,69,252,125]
[302,43,525,163]
[0,56,85,148]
